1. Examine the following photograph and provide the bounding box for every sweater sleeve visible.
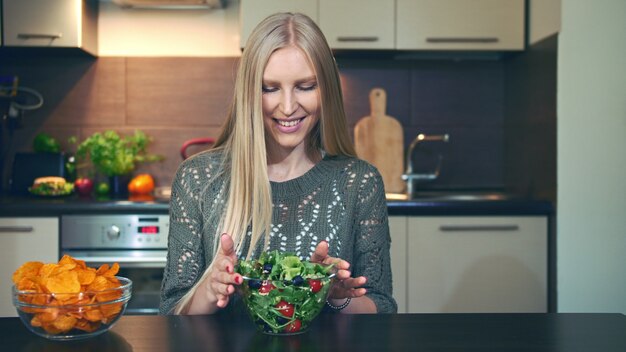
[351,163,398,313]
[159,163,206,315]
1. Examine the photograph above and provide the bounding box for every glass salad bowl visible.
[236,251,336,335]
[13,277,132,341]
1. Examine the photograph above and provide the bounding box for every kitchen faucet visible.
[401,133,450,198]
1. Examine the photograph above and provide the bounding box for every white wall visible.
[557,0,626,313]
[98,0,241,57]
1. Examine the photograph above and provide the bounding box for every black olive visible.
[257,320,273,333]
[276,316,289,325]
[291,275,304,286]
[248,279,262,289]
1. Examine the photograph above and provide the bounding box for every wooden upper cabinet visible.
[2,0,98,55]
[319,0,395,50]
[239,0,318,48]
[397,0,525,51]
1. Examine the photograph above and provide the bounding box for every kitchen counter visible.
[1,313,625,351]
[0,194,170,216]
[0,193,553,217]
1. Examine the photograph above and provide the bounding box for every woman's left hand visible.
[310,241,367,300]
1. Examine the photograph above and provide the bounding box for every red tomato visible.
[308,279,323,293]
[258,280,276,295]
[284,319,302,333]
[275,300,295,318]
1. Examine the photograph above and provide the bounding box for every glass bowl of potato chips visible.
[11,255,132,341]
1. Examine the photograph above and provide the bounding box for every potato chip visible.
[84,309,103,322]
[103,263,120,277]
[57,255,75,266]
[36,308,60,323]
[100,303,123,324]
[87,276,110,292]
[12,261,43,285]
[77,268,97,286]
[74,320,100,333]
[41,322,65,335]
[95,263,110,275]
[17,277,40,292]
[45,270,81,294]
[52,314,77,332]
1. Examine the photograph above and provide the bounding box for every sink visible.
[386,191,512,202]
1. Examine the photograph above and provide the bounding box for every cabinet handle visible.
[0,226,34,233]
[337,36,379,42]
[439,224,519,232]
[426,37,499,44]
[17,33,63,40]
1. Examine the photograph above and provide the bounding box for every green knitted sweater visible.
[159,150,397,314]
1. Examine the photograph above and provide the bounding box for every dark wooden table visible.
[2,313,625,352]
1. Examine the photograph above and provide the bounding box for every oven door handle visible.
[71,256,167,269]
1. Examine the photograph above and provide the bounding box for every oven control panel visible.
[62,215,169,249]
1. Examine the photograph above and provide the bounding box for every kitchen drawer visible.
[0,217,59,317]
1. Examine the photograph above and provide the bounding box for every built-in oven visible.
[61,214,169,315]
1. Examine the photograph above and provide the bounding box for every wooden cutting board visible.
[354,88,405,193]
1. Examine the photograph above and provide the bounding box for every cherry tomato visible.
[284,319,302,333]
[308,279,323,293]
[275,300,294,318]
[258,280,276,295]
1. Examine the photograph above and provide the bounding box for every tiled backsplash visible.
[0,42,556,198]
[340,59,505,190]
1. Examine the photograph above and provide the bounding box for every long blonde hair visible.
[174,12,355,314]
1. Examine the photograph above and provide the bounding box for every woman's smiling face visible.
[262,46,320,156]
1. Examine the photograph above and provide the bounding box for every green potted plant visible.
[76,130,163,195]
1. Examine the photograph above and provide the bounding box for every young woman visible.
[160,12,396,315]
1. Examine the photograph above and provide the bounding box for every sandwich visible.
[29,176,74,196]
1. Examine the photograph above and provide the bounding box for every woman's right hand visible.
[211,233,243,308]
[188,233,242,314]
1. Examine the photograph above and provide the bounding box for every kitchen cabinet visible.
[389,216,408,313]
[529,0,561,45]
[241,0,524,51]
[0,217,59,317]
[239,0,394,50]
[396,0,525,51]
[319,0,395,50]
[2,0,98,55]
[407,216,547,313]
[390,215,548,313]
[239,0,318,48]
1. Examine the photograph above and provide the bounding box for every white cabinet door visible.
[320,0,395,49]
[389,216,407,313]
[397,0,525,51]
[0,218,59,317]
[407,216,547,313]
[2,0,97,54]
[239,0,318,48]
